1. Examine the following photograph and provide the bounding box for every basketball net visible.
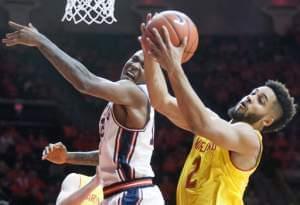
[62,0,117,25]
[264,6,299,35]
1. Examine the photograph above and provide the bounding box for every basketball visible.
[145,10,199,63]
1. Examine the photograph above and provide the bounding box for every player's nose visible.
[246,96,252,103]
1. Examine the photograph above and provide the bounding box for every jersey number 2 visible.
[185,156,201,188]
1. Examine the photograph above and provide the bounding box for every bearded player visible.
[139,14,297,205]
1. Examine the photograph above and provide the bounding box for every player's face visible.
[121,50,145,83]
[228,86,277,125]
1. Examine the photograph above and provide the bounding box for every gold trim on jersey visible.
[225,130,263,173]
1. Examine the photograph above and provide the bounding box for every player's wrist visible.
[166,61,182,77]
[65,152,74,164]
[35,34,49,48]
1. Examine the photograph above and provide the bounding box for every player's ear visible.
[262,116,274,127]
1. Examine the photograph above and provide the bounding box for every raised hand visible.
[140,14,187,73]
[2,21,43,47]
[42,142,68,164]
[139,13,154,57]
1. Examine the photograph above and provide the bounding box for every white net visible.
[62,0,117,25]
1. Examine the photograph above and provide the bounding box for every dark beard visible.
[227,105,262,124]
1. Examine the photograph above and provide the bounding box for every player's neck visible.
[251,122,264,132]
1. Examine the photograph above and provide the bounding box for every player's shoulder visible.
[206,107,220,119]
[61,173,81,188]
[232,122,261,153]
[117,79,138,87]
[231,122,259,138]
[65,172,81,179]
[231,121,255,131]
[117,80,147,99]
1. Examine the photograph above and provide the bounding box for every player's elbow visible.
[73,81,88,94]
[70,65,94,94]
[149,96,165,111]
[75,76,94,95]
[151,98,172,115]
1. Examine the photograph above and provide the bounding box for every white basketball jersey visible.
[98,85,155,186]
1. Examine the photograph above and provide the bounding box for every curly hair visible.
[263,80,297,133]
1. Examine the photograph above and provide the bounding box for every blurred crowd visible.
[0,33,299,204]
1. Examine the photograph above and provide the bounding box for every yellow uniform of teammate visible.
[177,132,262,205]
[79,174,103,205]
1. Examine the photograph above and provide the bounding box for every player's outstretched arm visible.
[42,142,99,166]
[2,21,146,107]
[56,168,102,205]
[145,26,260,155]
[139,14,192,131]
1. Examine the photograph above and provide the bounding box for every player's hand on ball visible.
[2,21,43,47]
[42,142,68,164]
[143,24,187,73]
[139,13,154,58]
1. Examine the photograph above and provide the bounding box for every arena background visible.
[0,0,299,204]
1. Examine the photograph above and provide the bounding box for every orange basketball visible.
[145,10,199,63]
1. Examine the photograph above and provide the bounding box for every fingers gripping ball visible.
[145,10,199,63]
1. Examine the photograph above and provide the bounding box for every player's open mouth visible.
[126,72,135,79]
[239,102,247,111]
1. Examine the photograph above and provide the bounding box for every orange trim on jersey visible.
[228,131,263,172]
[113,127,123,163]
[103,178,153,199]
[126,131,138,163]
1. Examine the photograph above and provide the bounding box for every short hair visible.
[263,80,297,133]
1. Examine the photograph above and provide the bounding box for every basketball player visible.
[139,14,297,205]
[2,21,164,204]
[56,172,102,205]
[42,142,103,205]
[56,168,103,205]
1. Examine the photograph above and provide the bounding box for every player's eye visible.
[251,89,258,95]
[132,56,139,62]
[258,96,265,105]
